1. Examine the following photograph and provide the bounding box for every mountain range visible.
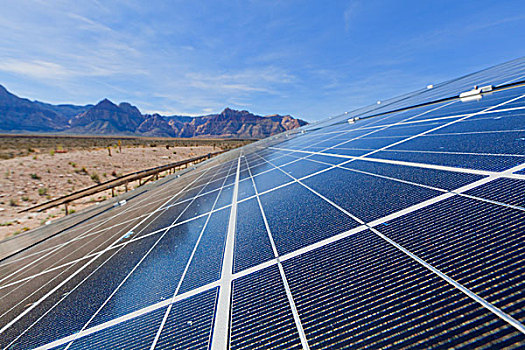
[0,84,306,138]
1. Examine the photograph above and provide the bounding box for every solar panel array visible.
[0,58,524,349]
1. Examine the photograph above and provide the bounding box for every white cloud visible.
[67,13,114,34]
[184,67,295,95]
[0,59,70,80]
[343,1,360,32]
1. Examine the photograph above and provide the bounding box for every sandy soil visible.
[0,145,217,241]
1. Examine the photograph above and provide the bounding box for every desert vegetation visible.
[0,135,252,241]
[0,134,250,159]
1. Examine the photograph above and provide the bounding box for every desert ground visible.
[0,135,249,241]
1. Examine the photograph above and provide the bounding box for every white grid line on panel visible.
[211,156,242,350]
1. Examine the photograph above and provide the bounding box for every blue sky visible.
[0,0,523,121]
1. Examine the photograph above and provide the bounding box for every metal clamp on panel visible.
[459,85,493,102]
[459,85,493,98]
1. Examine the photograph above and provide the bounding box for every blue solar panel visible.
[376,196,525,322]
[0,58,524,349]
[302,167,441,222]
[231,265,302,349]
[282,230,522,349]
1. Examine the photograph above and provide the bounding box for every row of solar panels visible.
[0,57,523,349]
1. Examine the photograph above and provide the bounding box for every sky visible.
[0,0,524,121]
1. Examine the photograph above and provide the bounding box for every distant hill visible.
[0,84,306,138]
[0,85,80,132]
[69,99,145,135]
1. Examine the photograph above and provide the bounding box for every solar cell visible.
[302,166,442,222]
[259,182,359,255]
[463,177,525,209]
[154,288,218,349]
[178,207,230,293]
[231,265,303,349]
[0,58,524,349]
[68,307,167,350]
[280,158,332,179]
[233,198,274,273]
[252,168,295,193]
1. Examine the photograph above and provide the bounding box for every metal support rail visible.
[20,151,224,213]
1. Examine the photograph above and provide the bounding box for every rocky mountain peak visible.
[0,83,307,137]
[94,98,118,110]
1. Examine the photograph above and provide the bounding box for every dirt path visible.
[0,145,217,241]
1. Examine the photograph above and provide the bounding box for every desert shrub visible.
[14,227,30,235]
[38,188,48,196]
[30,173,41,180]
[75,167,88,175]
[90,173,100,183]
